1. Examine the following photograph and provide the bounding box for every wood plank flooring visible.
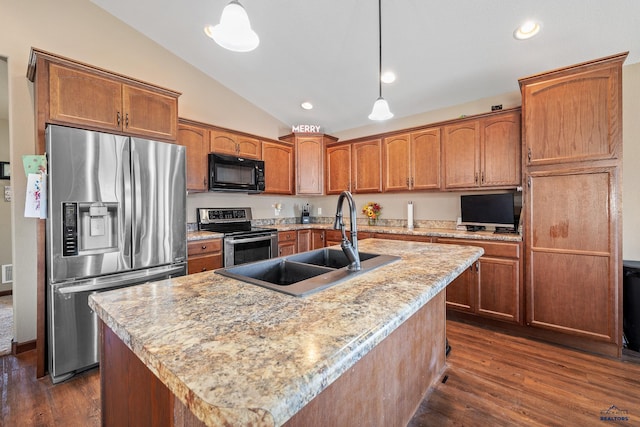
[1,320,639,426]
[410,321,640,426]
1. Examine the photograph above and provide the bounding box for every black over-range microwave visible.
[208,153,265,193]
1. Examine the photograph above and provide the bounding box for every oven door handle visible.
[226,235,275,245]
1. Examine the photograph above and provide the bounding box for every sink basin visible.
[287,248,379,269]
[216,248,400,297]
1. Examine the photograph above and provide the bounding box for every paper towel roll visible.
[407,201,414,229]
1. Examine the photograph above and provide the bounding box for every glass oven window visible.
[233,239,271,265]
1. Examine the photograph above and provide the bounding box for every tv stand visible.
[465,225,486,232]
[494,227,516,234]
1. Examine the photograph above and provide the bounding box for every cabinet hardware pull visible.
[527,148,532,162]
[201,268,206,272]
[527,176,531,187]
[406,178,410,187]
[125,113,129,128]
[411,177,414,187]
[474,173,478,184]
[201,245,207,250]
[117,111,121,126]
[481,172,485,183]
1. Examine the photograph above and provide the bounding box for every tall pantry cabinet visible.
[519,53,627,357]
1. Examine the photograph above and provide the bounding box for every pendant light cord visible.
[377,0,382,98]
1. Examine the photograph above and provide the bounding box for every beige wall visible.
[0,118,11,293]
[1,0,639,344]
[623,61,640,261]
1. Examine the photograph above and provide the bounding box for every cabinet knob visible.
[117,111,121,126]
[125,113,129,128]
[201,268,207,272]
[474,173,478,184]
[406,178,410,188]
[201,245,207,250]
[527,147,532,162]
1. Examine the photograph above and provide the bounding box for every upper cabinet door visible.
[262,140,294,194]
[382,133,411,192]
[521,64,622,166]
[411,128,441,190]
[296,136,324,195]
[122,85,178,141]
[49,63,122,132]
[210,130,260,159]
[443,121,479,189]
[352,139,382,193]
[177,122,209,192]
[480,112,521,187]
[326,144,352,194]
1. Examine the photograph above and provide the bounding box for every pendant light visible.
[368,0,393,121]
[204,0,259,53]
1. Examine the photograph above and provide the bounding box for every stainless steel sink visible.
[216,248,400,296]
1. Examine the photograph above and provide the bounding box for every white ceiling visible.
[91,0,640,134]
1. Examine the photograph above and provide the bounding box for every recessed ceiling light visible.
[381,71,396,84]
[301,102,313,110]
[514,20,541,40]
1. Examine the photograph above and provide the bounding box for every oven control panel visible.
[197,207,253,224]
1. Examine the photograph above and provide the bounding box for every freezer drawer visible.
[48,264,186,383]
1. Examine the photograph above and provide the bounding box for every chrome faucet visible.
[333,190,361,271]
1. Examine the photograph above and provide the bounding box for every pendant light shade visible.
[369,0,393,121]
[205,0,259,52]
[368,97,393,121]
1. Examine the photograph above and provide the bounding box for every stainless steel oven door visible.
[224,232,278,267]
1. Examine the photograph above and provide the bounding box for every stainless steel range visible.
[197,207,278,267]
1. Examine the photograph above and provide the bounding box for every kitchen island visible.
[89,239,483,426]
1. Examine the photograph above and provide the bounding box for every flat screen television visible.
[460,193,516,232]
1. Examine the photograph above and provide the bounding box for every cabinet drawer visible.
[188,255,223,274]
[436,238,520,259]
[187,239,222,256]
[278,231,297,243]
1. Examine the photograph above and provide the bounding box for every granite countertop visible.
[89,239,483,426]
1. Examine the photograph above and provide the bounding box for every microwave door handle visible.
[56,265,186,295]
[226,235,274,245]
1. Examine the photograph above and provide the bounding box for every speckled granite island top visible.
[89,239,484,426]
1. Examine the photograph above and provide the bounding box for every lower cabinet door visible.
[477,257,521,323]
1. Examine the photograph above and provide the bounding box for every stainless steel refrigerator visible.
[46,124,187,383]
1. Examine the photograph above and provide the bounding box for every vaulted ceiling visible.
[91,0,640,134]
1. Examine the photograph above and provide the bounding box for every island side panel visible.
[284,292,446,427]
[100,320,174,427]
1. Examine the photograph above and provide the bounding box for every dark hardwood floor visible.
[2,320,639,426]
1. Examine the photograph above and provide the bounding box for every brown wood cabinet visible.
[278,231,297,256]
[326,144,352,194]
[262,140,294,194]
[311,230,325,249]
[280,134,338,195]
[437,238,523,324]
[46,61,178,141]
[382,129,441,192]
[519,53,626,356]
[443,109,520,190]
[187,238,223,274]
[351,139,382,193]
[210,129,261,159]
[297,229,311,253]
[177,120,209,192]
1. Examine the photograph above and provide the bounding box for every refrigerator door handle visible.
[122,140,132,260]
[57,265,186,295]
[131,147,143,257]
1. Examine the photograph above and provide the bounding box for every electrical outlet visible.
[317,207,322,215]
